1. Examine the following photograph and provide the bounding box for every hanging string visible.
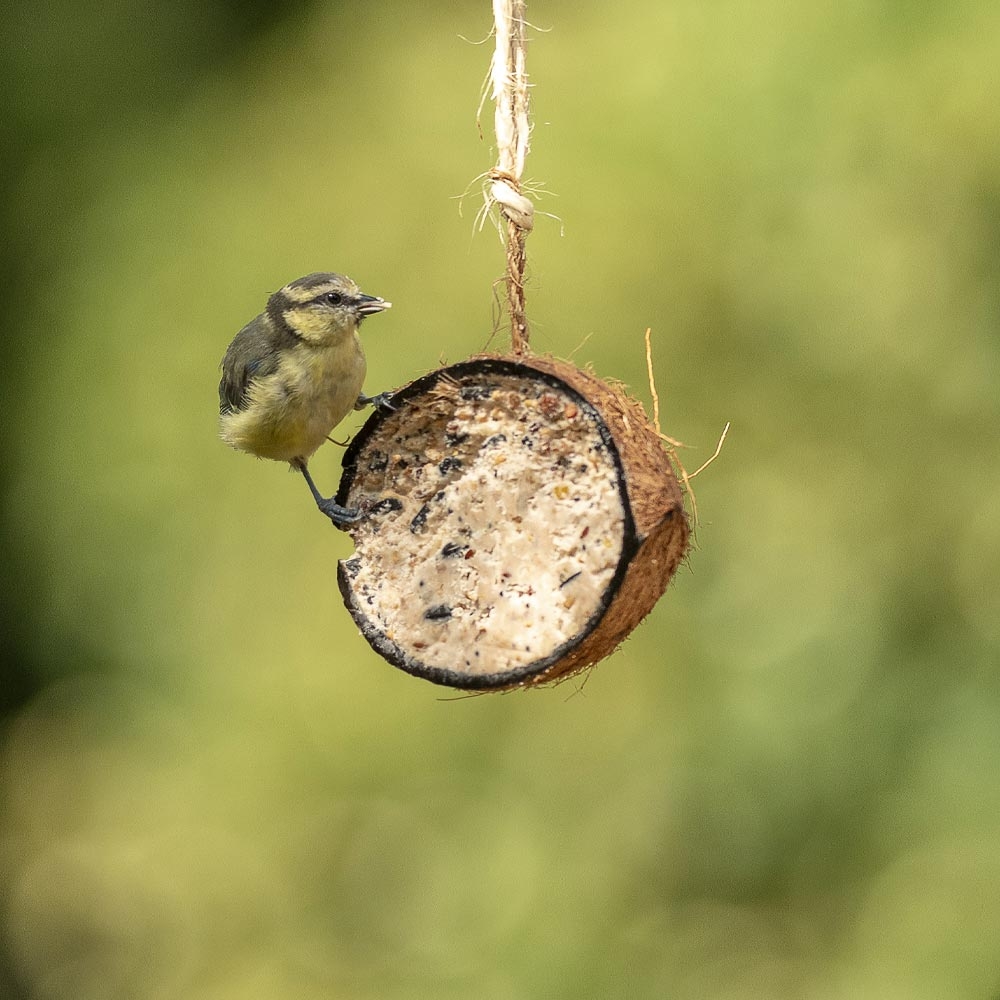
[489,0,533,354]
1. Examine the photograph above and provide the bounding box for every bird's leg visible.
[354,391,395,412]
[293,459,361,528]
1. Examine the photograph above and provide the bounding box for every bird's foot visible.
[317,497,363,528]
[354,391,396,413]
[295,459,362,529]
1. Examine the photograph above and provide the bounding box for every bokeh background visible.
[3,1,999,997]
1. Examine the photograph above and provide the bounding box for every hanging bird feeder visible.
[336,0,694,690]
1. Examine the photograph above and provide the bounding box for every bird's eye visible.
[324,291,344,306]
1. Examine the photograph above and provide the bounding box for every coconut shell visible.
[336,353,689,689]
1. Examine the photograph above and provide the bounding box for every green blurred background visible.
[3,1,999,997]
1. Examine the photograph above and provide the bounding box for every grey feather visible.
[218,312,296,414]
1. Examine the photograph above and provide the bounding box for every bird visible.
[219,272,391,527]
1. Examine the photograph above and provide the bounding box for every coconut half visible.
[336,354,690,689]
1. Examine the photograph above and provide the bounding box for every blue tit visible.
[219,272,391,527]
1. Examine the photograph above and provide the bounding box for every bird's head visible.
[268,272,391,345]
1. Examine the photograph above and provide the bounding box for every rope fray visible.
[644,327,729,525]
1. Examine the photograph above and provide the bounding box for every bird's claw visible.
[317,498,363,529]
[355,391,396,413]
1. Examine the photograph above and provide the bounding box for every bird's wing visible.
[218,314,288,414]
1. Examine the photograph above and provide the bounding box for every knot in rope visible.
[488,169,535,232]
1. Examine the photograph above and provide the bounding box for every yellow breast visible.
[220,333,366,463]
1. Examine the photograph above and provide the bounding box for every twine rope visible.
[490,0,533,353]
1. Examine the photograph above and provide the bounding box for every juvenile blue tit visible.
[219,272,391,527]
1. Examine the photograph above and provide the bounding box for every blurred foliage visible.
[2,1,1000,998]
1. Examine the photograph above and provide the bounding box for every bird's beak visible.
[356,294,391,316]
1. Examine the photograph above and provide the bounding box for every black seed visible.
[483,433,507,449]
[445,432,469,447]
[369,497,403,516]
[410,504,430,533]
[439,456,463,474]
[341,557,361,579]
[424,604,453,621]
[367,450,389,473]
[441,542,465,558]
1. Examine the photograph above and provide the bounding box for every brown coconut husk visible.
[335,352,690,690]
